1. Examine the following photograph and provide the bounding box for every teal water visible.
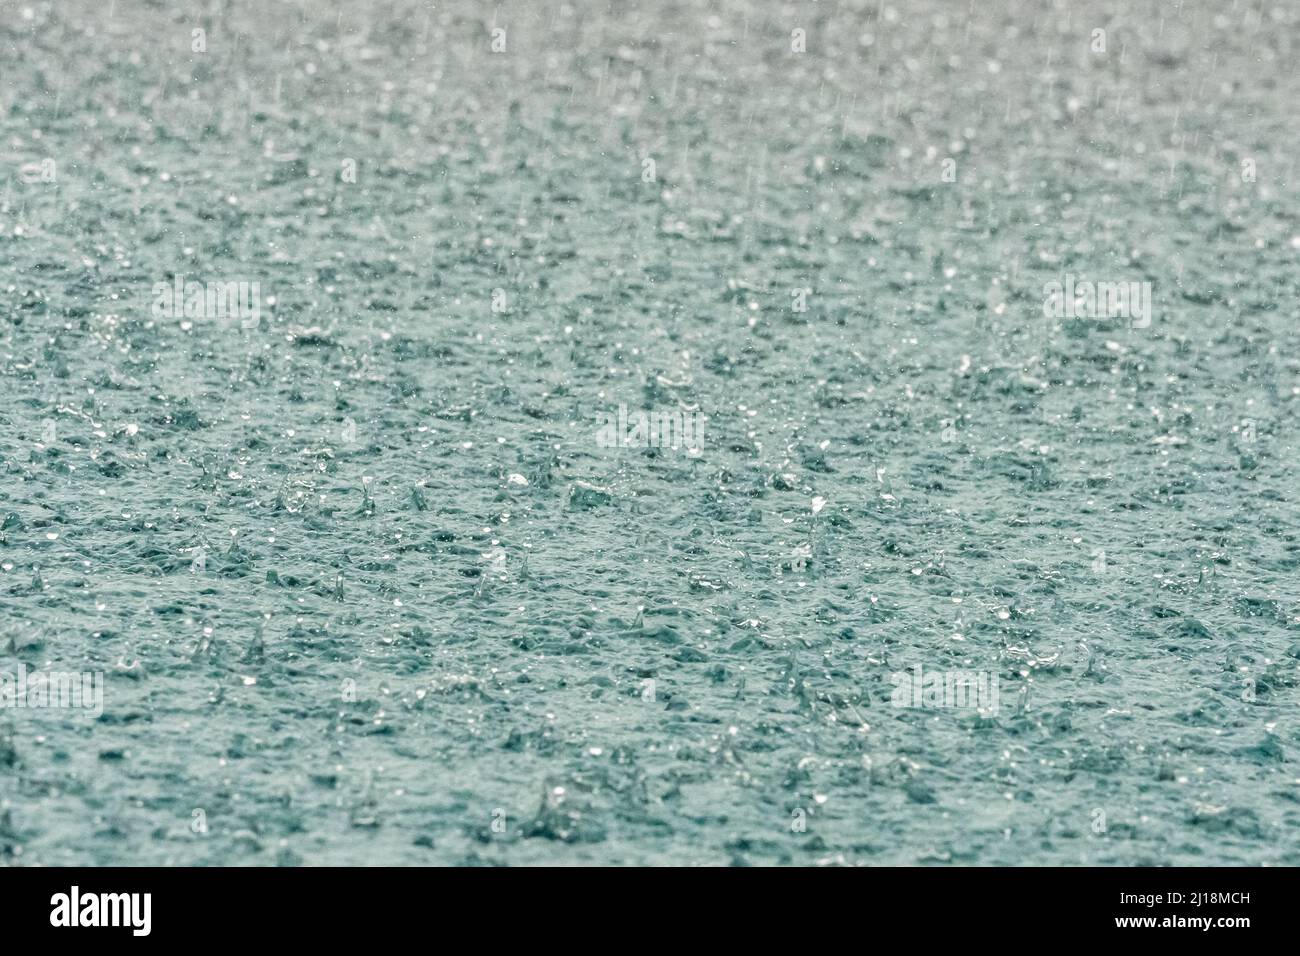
[1,0,1298,865]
